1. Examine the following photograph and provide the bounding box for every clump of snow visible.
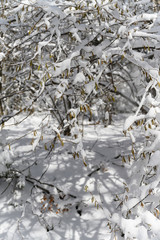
[36,0,65,18]
[74,72,85,84]
[85,81,95,94]
[146,106,156,118]
[51,59,71,77]
[0,52,5,61]
[123,115,136,131]
[118,25,127,37]
[105,111,109,120]
[141,210,160,236]
[149,151,160,166]
[111,213,146,240]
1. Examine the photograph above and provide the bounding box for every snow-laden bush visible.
[0,0,160,238]
[110,81,160,239]
[1,0,158,157]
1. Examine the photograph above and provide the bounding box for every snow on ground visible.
[0,112,143,240]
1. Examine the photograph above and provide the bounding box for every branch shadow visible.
[0,113,141,239]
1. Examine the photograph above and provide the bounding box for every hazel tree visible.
[0,0,160,238]
[1,0,155,128]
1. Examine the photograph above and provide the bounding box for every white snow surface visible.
[0,113,148,239]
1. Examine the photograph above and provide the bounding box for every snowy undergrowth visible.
[0,0,160,239]
[0,112,138,240]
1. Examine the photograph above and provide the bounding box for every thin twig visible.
[1,180,12,195]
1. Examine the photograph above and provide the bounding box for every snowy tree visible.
[0,0,160,239]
